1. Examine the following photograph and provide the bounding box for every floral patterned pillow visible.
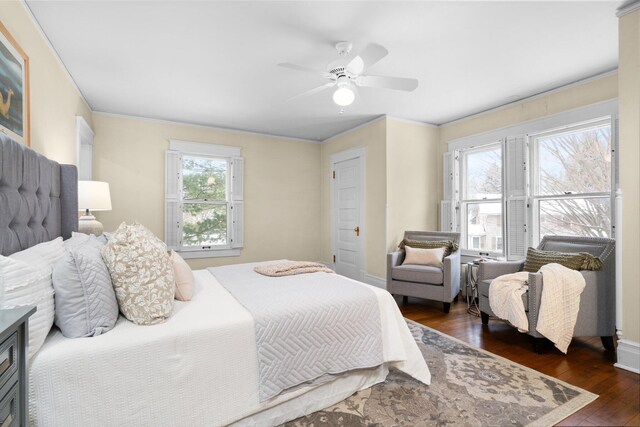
[102,222,175,325]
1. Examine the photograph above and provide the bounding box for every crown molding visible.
[92,111,321,144]
[441,69,618,128]
[321,115,386,143]
[20,0,92,111]
[385,115,438,129]
[617,0,640,17]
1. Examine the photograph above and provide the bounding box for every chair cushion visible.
[392,264,443,284]
[480,279,528,308]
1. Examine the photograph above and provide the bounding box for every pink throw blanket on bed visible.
[254,261,334,277]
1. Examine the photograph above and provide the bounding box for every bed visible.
[0,135,430,426]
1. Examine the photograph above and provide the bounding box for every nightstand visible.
[0,307,36,427]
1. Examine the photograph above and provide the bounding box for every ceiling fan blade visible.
[287,82,335,101]
[278,62,332,78]
[347,43,388,74]
[355,75,419,91]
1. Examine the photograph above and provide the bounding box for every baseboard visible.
[614,339,640,374]
[364,274,387,290]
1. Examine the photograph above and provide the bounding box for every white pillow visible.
[169,250,194,301]
[10,237,65,269]
[2,237,64,360]
[402,245,446,269]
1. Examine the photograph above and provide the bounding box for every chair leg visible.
[454,292,459,302]
[601,336,615,352]
[443,302,451,314]
[480,311,489,325]
[533,338,546,354]
[402,296,408,305]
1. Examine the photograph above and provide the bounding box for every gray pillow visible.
[52,237,119,338]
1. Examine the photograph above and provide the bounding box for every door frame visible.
[330,147,366,282]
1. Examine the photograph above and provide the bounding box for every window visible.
[182,156,229,248]
[442,101,617,260]
[459,143,504,256]
[165,140,243,259]
[531,120,612,241]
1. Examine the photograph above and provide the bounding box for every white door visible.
[332,155,363,280]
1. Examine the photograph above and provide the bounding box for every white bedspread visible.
[29,270,430,427]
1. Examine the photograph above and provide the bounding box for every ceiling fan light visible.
[333,86,355,106]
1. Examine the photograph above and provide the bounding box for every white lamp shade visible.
[78,181,112,211]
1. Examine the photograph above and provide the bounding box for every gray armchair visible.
[387,231,461,313]
[478,236,616,353]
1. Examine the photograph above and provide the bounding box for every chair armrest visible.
[527,272,543,337]
[444,250,461,300]
[478,260,525,282]
[388,251,404,267]
[387,251,404,284]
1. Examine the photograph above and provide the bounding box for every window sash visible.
[532,194,612,243]
[460,200,504,257]
[530,120,612,198]
[179,153,231,252]
[460,142,503,201]
[180,202,231,251]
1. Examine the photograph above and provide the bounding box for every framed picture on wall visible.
[0,21,29,146]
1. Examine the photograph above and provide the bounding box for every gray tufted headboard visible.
[0,135,78,256]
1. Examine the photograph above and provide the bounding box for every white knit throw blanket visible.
[489,263,586,353]
[536,263,586,353]
[489,271,530,332]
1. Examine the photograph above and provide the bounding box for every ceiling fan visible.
[278,42,419,107]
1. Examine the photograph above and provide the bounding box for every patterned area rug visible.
[283,319,597,427]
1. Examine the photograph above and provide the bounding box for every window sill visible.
[177,248,241,259]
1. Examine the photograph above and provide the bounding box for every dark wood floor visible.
[400,296,640,426]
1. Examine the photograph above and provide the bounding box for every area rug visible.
[283,319,597,427]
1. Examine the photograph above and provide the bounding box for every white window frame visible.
[76,116,94,180]
[529,118,614,246]
[180,154,231,252]
[165,139,243,259]
[458,141,505,258]
[444,99,618,260]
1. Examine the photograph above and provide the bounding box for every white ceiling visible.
[27,1,620,141]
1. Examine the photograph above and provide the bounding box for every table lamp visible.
[78,181,112,236]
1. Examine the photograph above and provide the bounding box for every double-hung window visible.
[165,140,244,259]
[531,120,613,242]
[459,143,504,256]
[442,101,617,260]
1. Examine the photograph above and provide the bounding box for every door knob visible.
[354,226,360,237]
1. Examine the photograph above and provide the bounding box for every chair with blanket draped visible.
[387,231,461,313]
[478,235,616,353]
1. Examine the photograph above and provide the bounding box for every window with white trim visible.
[531,120,612,241]
[459,143,504,256]
[441,101,617,260]
[165,140,243,259]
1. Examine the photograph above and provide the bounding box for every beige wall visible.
[0,1,92,164]
[92,114,321,270]
[320,118,387,278]
[386,118,442,253]
[619,9,640,345]
[439,74,618,143]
